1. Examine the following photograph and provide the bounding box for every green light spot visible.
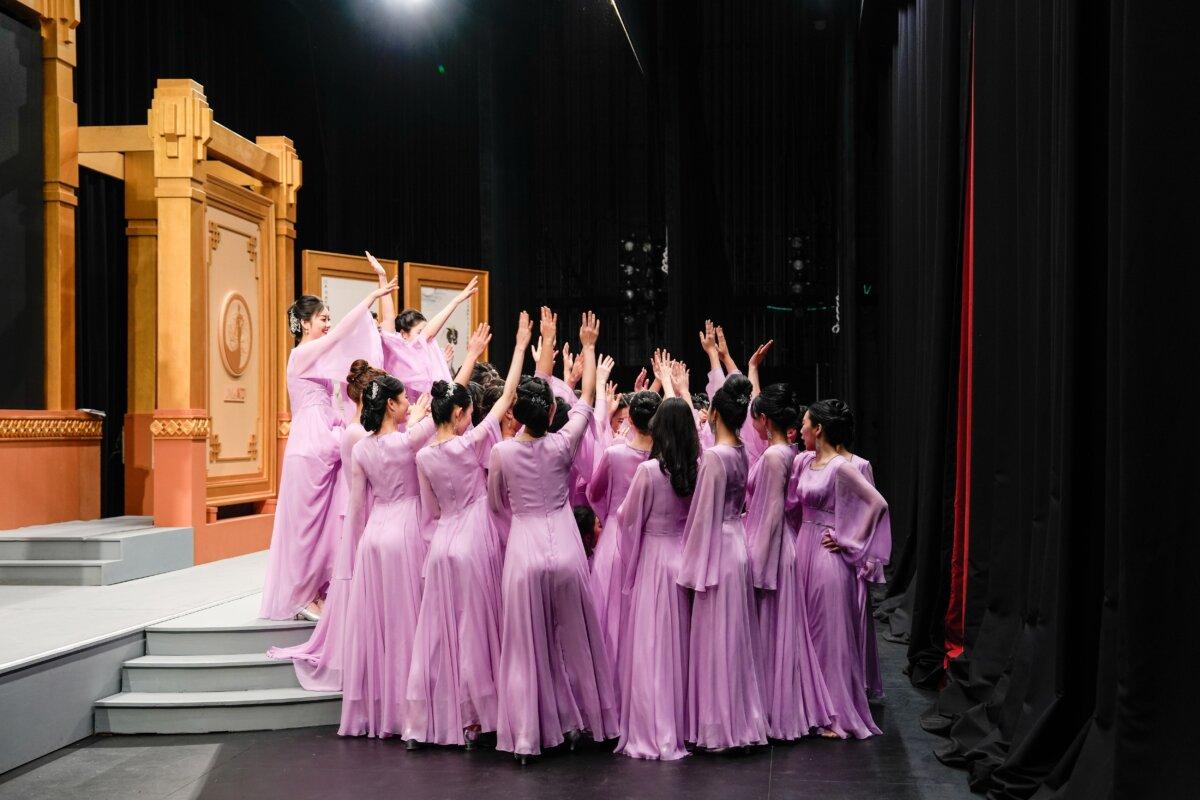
[437,64,446,74]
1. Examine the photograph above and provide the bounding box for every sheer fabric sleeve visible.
[416,458,441,546]
[560,403,594,459]
[616,463,653,594]
[468,415,503,469]
[405,416,436,450]
[486,447,512,548]
[747,449,791,591]
[696,410,716,451]
[586,446,614,523]
[704,367,725,401]
[832,461,891,582]
[536,370,578,408]
[335,446,370,581]
[784,450,816,530]
[678,449,728,592]
[291,304,383,383]
[741,413,768,467]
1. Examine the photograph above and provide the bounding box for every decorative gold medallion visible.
[219,292,253,377]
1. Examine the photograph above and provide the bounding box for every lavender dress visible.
[488,404,620,755]
[539,371,595,508]
[677,444,768,750]
[746,443,834,739]
[613,460,692,760]
[404,417,506,745]
[266,423,371,689]
[380,330,452,402]
[786,452,890,739]
[259,310,381,620]
[337,418,435,738]
[848,455,885,700]
[587,442,652,661]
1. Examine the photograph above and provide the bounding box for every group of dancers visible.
[259,255,892,762]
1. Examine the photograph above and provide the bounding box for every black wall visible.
[0,9,44,409]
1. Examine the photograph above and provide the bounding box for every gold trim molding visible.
[150,417,212,439]
[277,419,291,437]
[0,417,102,441]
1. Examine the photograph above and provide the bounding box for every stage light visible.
[437,64,445,74]
[789,282,804,296]
[791,258,805,272]
[641,241,652,253]
[789,236,802,250]
[623,289,636,301]
[624,239,635,252]
[622,263,635,276]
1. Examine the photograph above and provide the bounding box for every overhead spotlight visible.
[789,282,805,296]
[623,288,636,301]
[624,239,635,252]
[641,241,652,253]
[791,258,805,272]
[789,236,802,250]
[622,263,635,276]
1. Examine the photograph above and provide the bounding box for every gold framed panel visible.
[301,250,399,327]
[403,263,490,363]
[204,174,278,505]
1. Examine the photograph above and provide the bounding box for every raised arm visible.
[670,360,694,410]
[486,311,533,424]
[453,323,491,387]
[699,319,722,375]
[576,311,600,408]
[715,325,740,375]
[422,276,479,341]
[291,278,396,376]
[746,339,773,399]
[533,306,559,377]
[652,349,676,399]
[365,251,396,333]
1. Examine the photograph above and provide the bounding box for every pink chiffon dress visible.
[380,330,453,402]
[848,454,885,699]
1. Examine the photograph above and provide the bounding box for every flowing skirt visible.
[259,408,342,620]
[404,497,504,744]
[686,526,768,750]
[797,520,881,739]
[615,534,690,760]
[496,506,619,755]
[338,495,427,738]
[756,529,834,740]
[588,514,625,667]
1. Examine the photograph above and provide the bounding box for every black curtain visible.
[855,0,969,688]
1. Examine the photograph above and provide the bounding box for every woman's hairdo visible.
[286,295,324,343]
[807,398,855,447]
[429,380,472,425]
[754,382,802,432]
[346,359,386,404]
[513,376,555,437]
[360,374,405,432]
[627,390,662,433]
[395,308,427,333]
[711,374,753,430]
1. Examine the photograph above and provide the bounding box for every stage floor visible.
[0,552,267,675]
[0,624,974,800]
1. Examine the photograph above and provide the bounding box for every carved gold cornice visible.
[150,417,212,440]
[0,416,101,441]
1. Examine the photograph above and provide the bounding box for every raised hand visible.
[466,323,492,359]
[365,250,388,278]
[671,359,691,395]
[632,368,649,393]
[579,311,600,348]
[539,306,558,347]
[456,276,480,304]
[597,354,615,381]
[699,319,718,355]
[515,310,534,351]
[566,344,584,387]
[443,344,455,366]
[604,380,618,409]
[371,276,400,301]
[748,339,774,368]
[409,392,432,425]
[715,326,730,358]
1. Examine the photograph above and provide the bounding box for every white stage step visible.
[122,653,302,692]
[0,516,192,585]
[94,688,341,734]
[94,593,341,734]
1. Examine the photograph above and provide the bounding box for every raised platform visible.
[0,516,193,585]
[95,594,341,735]
[0,551,270,774]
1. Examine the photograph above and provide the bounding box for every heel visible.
[464,729,479,751]
[565,729,581,752]
[405,739,419,751]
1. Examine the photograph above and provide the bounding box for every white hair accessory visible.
[287,307,302,336]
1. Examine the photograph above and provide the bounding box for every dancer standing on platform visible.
[587,379,660,662]
[259,280,393,621]
[403,315,530,749]
[745,383,834,740]
[337,371,435,739]
[787,399,890,739]
[266,359,385,687]
[489,311,619,761]
[613,376,699,761]
[678,373,769,751]
[371,251,478,401]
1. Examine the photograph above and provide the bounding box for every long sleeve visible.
[593,387,612,451]
[677,449,728,591]
[469,415,503,468]
[740,413,768,467]
[335,447,370,581]
[416,460,441,548]
[784,450,816,531]
[486,447,512,547]
[704,367,725,401]
[746,449,791,591]
[832,461,891,581]
[696,409,716,451]
[616,464,653,594]
[291,302,383,382]
[559,403,595,459]
[405,416,436,450]
[536,369,578,408]
[586,447,614,522]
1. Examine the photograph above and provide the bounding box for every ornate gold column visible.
[124,151,157,514]
[39,0,81,409]
[148,79,212,530]
[256,135,302,497]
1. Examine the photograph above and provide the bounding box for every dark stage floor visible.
[0,631,972,800]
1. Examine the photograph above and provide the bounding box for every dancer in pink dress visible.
[745,383,834,740]
[613,391,698,761]
[266,360,385,688]
[587,386,659,661]
[489,311,619,761]
[259,280,393,621]
[403,316,530,749]
[787,399,891,739]
[678,373,769,751]
[371,250,478,401]
[337,373,435,738]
